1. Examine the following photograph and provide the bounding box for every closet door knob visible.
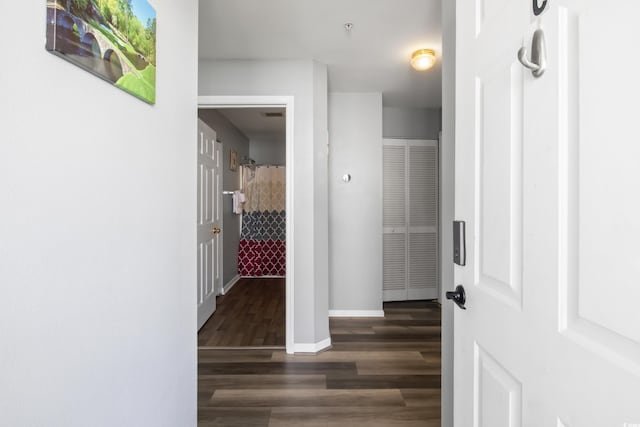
[211,227,221,234]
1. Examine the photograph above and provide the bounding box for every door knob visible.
[211,227,221,234]
[446,285,467,310]
[517,28,547,78]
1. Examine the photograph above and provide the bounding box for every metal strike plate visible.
[453,221,466,266]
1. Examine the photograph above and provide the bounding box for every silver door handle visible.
[517,29,546,78]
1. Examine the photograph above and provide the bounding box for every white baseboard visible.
[328,310,385,318]
[293,337,332,354]
[222,275,241,295]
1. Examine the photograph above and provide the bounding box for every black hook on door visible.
[533,0,548,16]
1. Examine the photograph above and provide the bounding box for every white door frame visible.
[198,95,295,354]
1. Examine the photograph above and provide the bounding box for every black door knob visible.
[446,285,466,310]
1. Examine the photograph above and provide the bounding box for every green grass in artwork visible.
[140,63,156,86]
[115,64,156,104]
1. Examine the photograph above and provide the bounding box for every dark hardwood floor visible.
[198,278,286,347]
[198,299,441,426]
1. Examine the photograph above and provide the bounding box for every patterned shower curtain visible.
[238,166,286,277]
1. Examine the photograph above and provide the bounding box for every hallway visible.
[198,300,441,426]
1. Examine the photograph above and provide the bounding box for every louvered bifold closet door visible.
[383,141,407,301]
[383,139,439,302]
[407,141,438,300]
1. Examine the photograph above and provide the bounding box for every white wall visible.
[198,59,330,349]
[198,109,250,286]
[441,0,456,425]
[249,135,286,165]
[328,93,383,313]
[0,1,198,426]
[383,106,441,139]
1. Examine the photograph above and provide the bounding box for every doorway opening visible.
[197,96,295,354]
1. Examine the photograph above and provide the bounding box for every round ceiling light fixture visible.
[410,49,437,71]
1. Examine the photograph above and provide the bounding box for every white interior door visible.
[197,119,222,330]
[454,0,640,425]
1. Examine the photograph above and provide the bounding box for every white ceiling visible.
[217,107,285,140]
[199,0,442,109]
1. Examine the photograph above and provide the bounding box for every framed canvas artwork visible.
[46,0,157,104]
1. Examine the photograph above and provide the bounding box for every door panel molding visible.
[555,6,640,377]
[474,48,524,310]
[474,342,523,427]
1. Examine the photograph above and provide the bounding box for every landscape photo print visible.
[46,0,157,104]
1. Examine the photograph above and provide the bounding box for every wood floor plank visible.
[371,325,441,334]
[420,351,442,364]
[198,408,271,427]
[329,318,440,327]
[199,374,326,390]
[199,361,358,376]
[270,350,425,363]
[199,390,216,405]
[329,341,441,352]
[328,327,377,335]
[326,374,441,389]
[209,389,406,407]
[198,300,442,426]
[400,389,442,408]
[268,407,440,427]
[199,350,276,363]
[384,300,441,309]
[331,333,440,343]
[356,360,440,375]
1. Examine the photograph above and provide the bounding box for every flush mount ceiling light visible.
[410,49,436,71]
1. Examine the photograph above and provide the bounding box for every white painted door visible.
[197,119,222,330]
[454,0,640,425]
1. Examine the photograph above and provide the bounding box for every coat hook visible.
[533,0,548,16]
[517,28,547,78]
